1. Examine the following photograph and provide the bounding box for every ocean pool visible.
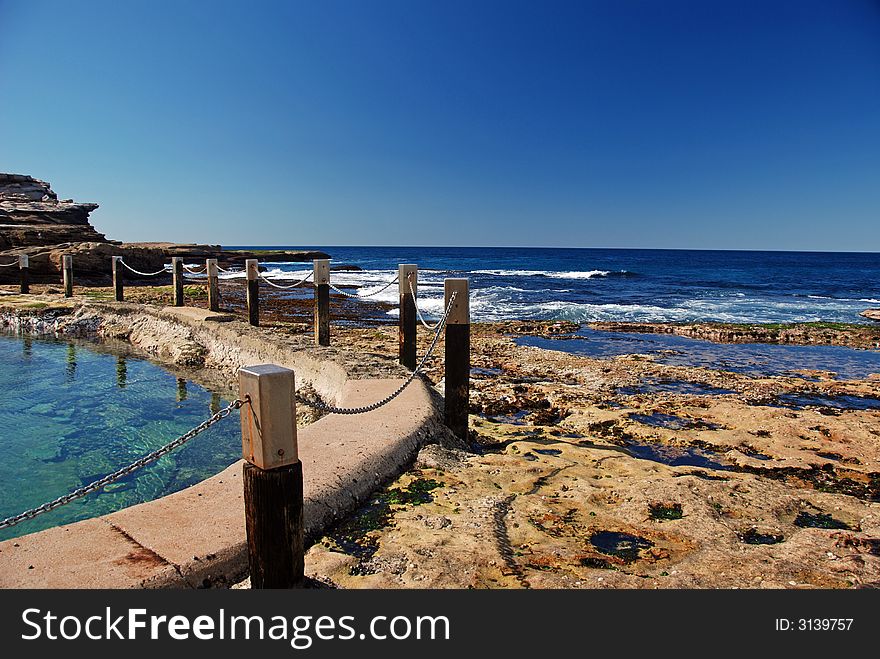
[0,333,240,541]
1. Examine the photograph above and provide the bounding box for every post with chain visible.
[314,258,330,346]
[207,258,220,311]
[399,263,418,370]
[172,257,185,306]
[239,364,304,589]
[62,255,73,297]
[444,278,470,440]
[246,259,260,326]
[19,254,29,294]
[111,255,124,302]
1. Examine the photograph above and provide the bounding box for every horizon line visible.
[218,244,880,255]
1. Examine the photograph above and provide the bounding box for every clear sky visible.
[1,0,878,250]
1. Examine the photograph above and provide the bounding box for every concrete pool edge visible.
[0,300,452,588]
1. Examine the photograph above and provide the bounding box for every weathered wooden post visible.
[246,259,259,326]
[111,256,124,302]
[62,255,73,297]
[399,264,418,370]
[444,278,470,440]
[19,254,29,294]
[239,364,304,589]
[207,258,220,312]
[313,258,330,346]
[172,257,184,307]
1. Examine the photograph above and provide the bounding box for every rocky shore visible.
[3,271,880,589]
[591,320,880,350]
[308,321,880,589]
[0,174,327,283]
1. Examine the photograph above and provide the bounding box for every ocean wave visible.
[237,261,876,326]
[260,267,312,280]
[473,269,635,280]
[384,292,875,325]
[805,294,880,305]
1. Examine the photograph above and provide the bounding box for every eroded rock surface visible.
[0,174,104,250]
[305,322,880,589]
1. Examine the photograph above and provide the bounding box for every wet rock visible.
[740,528,785,545]
[648,502,684,521]
[415,444,471,471]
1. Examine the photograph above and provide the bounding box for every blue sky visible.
[1,0,878,250]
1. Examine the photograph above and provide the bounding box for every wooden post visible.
[246,259,259,326]
[19,254,29,294]
[444,278,470,441]
[62,255,73,297]
[111,256,124,302]
[172,257,184,306]
[313,258,330,346]
[207,258,220,311]
[399,264,418,370]
[239,364,303,589]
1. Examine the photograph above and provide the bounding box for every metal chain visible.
[0,399,245,531]
[297,292,456,415]
[183,264,207,273]
[0,260,19,267]
[328,274,399,299]
[119,260,170,277]
[258,270,313,289]
[408,275,441,330]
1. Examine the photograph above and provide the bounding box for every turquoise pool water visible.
[0,333,241,541]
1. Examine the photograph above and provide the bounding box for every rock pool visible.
[0,333,240,541]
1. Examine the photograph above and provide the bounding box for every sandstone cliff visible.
[0,174,328,283]
[0,174,107,249]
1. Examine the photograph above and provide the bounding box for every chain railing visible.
[408,274,442,330]
[258,270,314,290]
[0,398,245,531]
[119,259,170,277]
[328,274,399,299]
[296,291,455,415]
[183,264,207,274]
[0,260,19,267]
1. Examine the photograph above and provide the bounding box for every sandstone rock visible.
[860,309,880,322]
[0,173,106,249]
[0,173,330,283]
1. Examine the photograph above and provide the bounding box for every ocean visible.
[223,247,880,325]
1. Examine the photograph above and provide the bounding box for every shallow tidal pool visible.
[0,333,240,541]
[517,328,880,379]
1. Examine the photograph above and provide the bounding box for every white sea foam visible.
[387,289,876,324]
[547,270,612,279]
[248,262,874,325]
[473,269,546,277]
[473,269,615,279]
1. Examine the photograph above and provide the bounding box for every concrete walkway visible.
[0,378,441,588]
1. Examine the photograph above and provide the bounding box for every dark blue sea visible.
[224,247,880,324]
